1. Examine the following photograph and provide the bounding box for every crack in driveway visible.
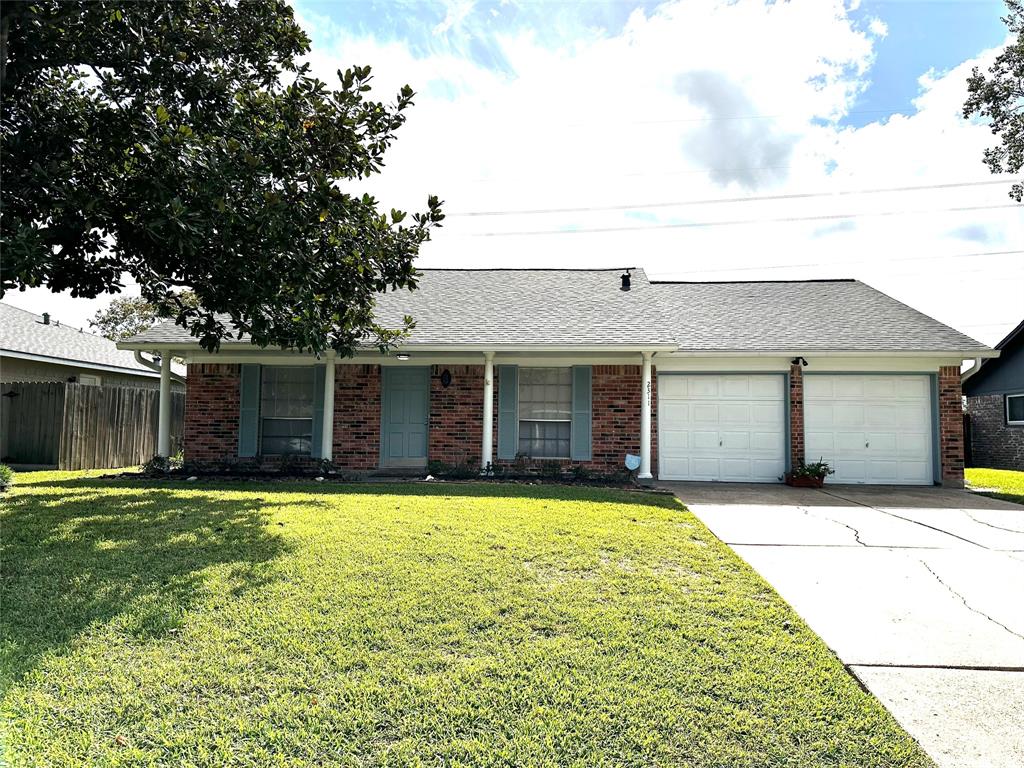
[961,510,1024,535]
[798,505,868,546]
[919,559,1024,642]
[819,488,989,549]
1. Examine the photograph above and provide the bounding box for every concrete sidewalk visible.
[661,482,1024,768]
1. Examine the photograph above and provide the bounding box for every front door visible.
[381,367,429,468]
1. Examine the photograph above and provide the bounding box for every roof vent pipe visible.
[620,270,631,291]
[41,312,50,325]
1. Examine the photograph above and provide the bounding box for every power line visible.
[455,203,1022,237]
[653,249,1024,276]
[449,178,1020,217]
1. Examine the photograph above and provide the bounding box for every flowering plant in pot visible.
[785,459,834,488]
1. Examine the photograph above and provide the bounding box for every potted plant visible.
[785,459,834,488]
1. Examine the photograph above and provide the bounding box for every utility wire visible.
[455,203,1022,237]
[654,249,1024,276]
[449,179,1021,217]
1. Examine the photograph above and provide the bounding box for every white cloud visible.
[10,1,1020,346]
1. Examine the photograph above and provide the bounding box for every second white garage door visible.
[658,374,786,482]
[804,375,934,485]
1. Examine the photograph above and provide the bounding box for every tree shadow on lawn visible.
[15,474,684,510]
[0,482,292,691]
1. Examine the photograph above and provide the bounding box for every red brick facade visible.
[184,364,240,463]
[938,365,965,487]
[182,361,965,484]
[332,364,381,469]
[789,364,805,467]
[429,365,486,467]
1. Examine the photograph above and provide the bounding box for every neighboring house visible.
[963,319,1024,470]
[118,269,994,487]
[0,303,183,388]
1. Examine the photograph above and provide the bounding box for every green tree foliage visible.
[0,1,443,353]
[90,291,199,342]
[964,0,1024,201]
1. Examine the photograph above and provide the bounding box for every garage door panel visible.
[834,404,865,426]
[720,404,751,423]
[867,432,898,452]
[693,404,718,423]
[805,375,933,485]
[658,374,785,483]
[805,432,834,454]
[661,401,690,424]
[693,431,719,449]
[660,429,689,451]
[805,376,835,398]
[689,378,720,398]
[722,377,750,398]
[898,378,929,398]
[751,431,782,451]
[660,376,688,399]
[721,431,750,450]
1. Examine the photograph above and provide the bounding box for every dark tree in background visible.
[0,1,443,354]
[964,0,1024,201]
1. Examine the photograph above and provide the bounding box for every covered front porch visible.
[146,347,666,477]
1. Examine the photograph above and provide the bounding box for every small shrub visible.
[142,455,172,476]
[572,464,590,482]
[539,461,562,480]
[0,463,14,491]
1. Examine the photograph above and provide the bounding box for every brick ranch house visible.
[963,318,1023,470]
[119,268,995,487]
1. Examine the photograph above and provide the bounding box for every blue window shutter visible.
[311,365,326,459]
[571,366,592,461]
[238,364,261,457]
[497,365,518,460]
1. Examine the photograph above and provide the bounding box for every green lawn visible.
[966,467,1024,505]
[1,472,931,767]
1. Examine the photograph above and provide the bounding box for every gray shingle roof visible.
[118,269,990,354]
[1,303,164,375]
[651,279,988,352]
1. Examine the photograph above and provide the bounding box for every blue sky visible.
[845,0,1009,127]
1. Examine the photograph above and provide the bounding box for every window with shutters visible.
[518,367,572,458]
[260,366,315,455]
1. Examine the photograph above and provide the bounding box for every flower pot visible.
[785,474,825,488]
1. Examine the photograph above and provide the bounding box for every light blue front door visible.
[381,367,429,467]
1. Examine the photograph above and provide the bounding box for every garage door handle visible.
[865,442,869,448]
[719,440,723,447]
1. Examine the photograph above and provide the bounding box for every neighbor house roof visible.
[650,279,990,353]
[0,303,170,376]
[118,269,991,355]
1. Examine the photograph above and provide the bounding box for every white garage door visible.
[658,375,786,482]
[804,375,933,485]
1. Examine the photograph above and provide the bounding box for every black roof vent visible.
[620,270,632,291]
[41,312,50,325]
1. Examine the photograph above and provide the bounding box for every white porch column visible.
[482,352,495,471]
[321,353,336,462]
[157,350,172,457]
[639,351,653,479]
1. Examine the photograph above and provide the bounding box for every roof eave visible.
[0,348,163,376]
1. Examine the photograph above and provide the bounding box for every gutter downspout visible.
[960,357,984,385]
[134,351,186,385]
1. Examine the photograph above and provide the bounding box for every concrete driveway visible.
[660,482,1024,768]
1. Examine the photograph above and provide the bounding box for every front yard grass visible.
[966,467,1024,505]
[1,472,931,767]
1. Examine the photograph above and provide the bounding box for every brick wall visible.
[332,364,381,469]
[429,365,485,467]
[184,363,240,463]
[789,364,804,467]
[938,365,965,487]
[966,394,1024,470]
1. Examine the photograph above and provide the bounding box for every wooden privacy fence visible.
[0,382,184,469]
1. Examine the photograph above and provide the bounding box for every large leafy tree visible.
[1,1,443,353]
[964,0,1024,201]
